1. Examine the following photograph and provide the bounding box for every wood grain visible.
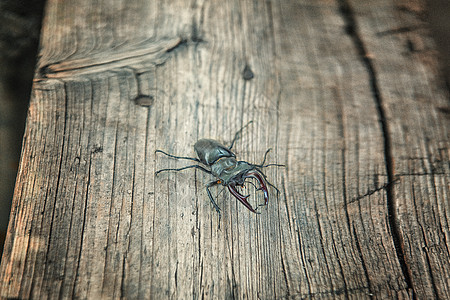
[1,0,448,299]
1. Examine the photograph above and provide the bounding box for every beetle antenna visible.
[228,120,253,150]
[258,148,272,166]
[155,149,200,162]
[251,148,286,168]
[254,168,282,194]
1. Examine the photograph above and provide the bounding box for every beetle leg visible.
[228,184,259,213]
[206,180,221,214]
[155,149,200,162]
[205,180,223,227]
[155,164,211,176]
[244,170,269,205]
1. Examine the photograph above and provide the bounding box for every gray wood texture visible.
[1,0,449,299]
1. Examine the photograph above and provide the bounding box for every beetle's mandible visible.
[155,121,284,218]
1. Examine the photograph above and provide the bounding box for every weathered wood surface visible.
[1,0,449,299]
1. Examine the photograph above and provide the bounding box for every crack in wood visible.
[41,82,69,296]
[352,223,373,295]
[286,285,374,298]
[376,25,422,37]
[349,179,400,204]
[337,0,416,297]
[37,37,182,79]
[165,39,188,54]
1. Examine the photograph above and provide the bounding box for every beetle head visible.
[227,170,269,213]
[211,157,269,213]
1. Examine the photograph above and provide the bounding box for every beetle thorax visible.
[211,157,253,185]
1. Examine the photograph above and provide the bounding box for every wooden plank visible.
[0,0,448,299]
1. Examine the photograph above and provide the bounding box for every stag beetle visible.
[155,121,283,218]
